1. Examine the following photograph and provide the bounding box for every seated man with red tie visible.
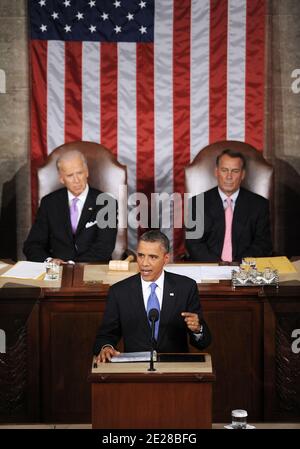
[94,230,211,362]
[23,150,117,264]
[185,149,273,263]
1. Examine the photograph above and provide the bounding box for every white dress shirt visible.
[218,188,239,211]
[44,184,89,264]
[141,270,203,340]
[141,271,165,311]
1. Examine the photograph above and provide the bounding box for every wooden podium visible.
[89,353,215,429]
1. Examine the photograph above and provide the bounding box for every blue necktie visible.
[147,283,160,340]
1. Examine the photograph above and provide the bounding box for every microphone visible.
[148,308,159,372]
[148,308,159,322]
[148,308,159,344]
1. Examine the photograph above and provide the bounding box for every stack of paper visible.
[111,351,155,363]
[0,261,46,280]
[165,264,236,282]
[244,256,297,274]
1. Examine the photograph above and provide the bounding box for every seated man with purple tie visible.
[94,230,211,363]
[23,150,117,264]
[185,149,273,263]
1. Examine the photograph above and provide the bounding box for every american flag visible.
[29,0,265,256]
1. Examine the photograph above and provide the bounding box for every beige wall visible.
[0,0,300,259]
[267,0,300,255]
[0,0,29,259]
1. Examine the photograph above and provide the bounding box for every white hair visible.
[56,150,88,172]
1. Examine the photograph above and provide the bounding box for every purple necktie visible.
[70,197,79,234]
[147,283,160,340]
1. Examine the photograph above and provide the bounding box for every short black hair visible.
[139,230,170,253]
[216,149,246,169]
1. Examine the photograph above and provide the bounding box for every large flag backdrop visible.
[29,0,265,256]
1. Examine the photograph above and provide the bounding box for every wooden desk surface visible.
[91,353,213,375]
[1,260,300,424]
[2,259,300,297]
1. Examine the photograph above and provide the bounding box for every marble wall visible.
[267,0,300,255]
[0,0,29,260]
[0,0,299,259]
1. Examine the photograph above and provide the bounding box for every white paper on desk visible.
[165,265,238,281]
[111,351,156,363]
[0,261,45,280]
[164,265,203,283]
[199,266,238,280]
[0,261,8,270]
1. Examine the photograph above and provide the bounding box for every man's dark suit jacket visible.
[186,187,272,262]
[23,187,117,262]
[93,271,211,355]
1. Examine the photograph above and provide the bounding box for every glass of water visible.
[231,409,247,429]
[45,261,60,280]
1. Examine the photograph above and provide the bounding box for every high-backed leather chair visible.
[183,140,274,260]
[185,140,273,200]
[37,141,127,260]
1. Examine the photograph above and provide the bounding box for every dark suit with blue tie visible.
[93,271,211,355]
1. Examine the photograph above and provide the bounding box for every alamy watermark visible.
[291,329,300,354]
[0,329,6,354]
[291,69,300,94]
[0,69,6,94]
[95,186,204,239]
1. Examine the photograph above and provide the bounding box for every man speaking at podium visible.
[94,230,211,363]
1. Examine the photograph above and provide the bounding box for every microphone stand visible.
[148,317,157,372]
[149,348,155,371]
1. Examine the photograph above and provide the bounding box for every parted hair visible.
[139,230,170,253]
[216,149,246,169]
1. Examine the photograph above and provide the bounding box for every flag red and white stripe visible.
[30,0,265,257]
